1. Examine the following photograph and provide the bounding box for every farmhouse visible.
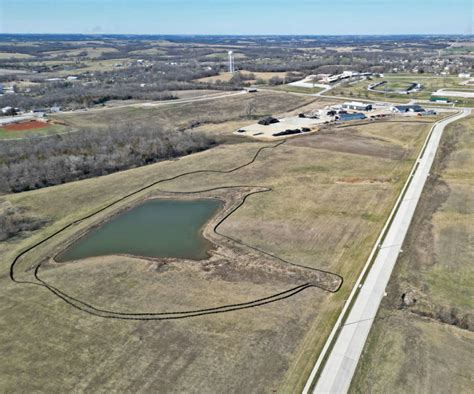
[342,101,373,111]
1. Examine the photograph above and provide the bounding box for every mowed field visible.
[350,115,474,393]
[0,113,438,392]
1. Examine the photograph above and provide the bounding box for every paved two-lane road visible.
[304,108,471,394]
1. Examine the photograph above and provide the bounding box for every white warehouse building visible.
[342,101,373,111]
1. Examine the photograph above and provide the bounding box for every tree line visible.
[0,123,215,194]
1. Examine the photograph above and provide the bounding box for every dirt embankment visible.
[47,186,342,294]
[2,120,49,131]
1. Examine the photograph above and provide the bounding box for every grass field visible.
[62,58,135,74]
[0,114,438,392]
[196,71,289,84]
[44,47,120,59]
[265,84,325,95]
[3,91,320,140]
[374,81,416,91]
[0,52,35,59]
[203,51,248,60]
[350,115,474,393]
[128,47,166,56]
[19,57,135,75]
[55,91,318,140]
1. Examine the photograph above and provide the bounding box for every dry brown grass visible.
[350,311,473,394]
[196,71,289,84]
[350,115,474,393]
[56,91,315,132]
[0,117,434,392]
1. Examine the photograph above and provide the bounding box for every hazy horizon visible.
[1,0,473,35]
[0,33,472,37]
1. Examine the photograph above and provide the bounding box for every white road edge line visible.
[302,108,470,394]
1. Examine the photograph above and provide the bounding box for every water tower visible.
[228,50,235,73]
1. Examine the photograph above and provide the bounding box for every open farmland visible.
[56,58,136,75]
[0,52,35,59]
[0,24,473,394]
[350,115,474,393]
[0,115,439,392]
[195,71,289,84]
[43,46,120,59]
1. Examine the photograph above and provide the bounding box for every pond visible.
[57,199,222,262]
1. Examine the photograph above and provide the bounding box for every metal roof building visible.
[342,101,373,111]
[392,104,425,113]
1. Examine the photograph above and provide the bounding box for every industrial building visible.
[342,101,373,111]
[391,104,425,113]
[430,97,450,104]
[321,71,372,84]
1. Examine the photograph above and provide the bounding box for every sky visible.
[1,0,473,35]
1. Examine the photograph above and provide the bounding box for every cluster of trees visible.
[227,71,300,87]
[4,36,474,113]
[0,74,19,82]
[229,72,256,84]
[1,62,238,111]
[0,123,215,193]
[0,200,47,241]
[0,83,180,111]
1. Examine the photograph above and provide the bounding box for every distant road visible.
[432,89,474,98]
[1,91,247,141]
[0,114,38,125]
[58,90,246,116]
[303,108,471,394]
[289,76,331,89]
